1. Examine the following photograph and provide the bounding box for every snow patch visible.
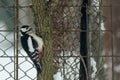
[53,72,63,80]
[91,58,97,79]
[114,65,120,73]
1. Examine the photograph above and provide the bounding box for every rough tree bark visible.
[32,0,53,80]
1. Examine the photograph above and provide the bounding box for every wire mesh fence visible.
[0,0,120,80]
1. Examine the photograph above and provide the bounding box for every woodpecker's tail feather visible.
[33,60,42,74]
[29,50,42,75]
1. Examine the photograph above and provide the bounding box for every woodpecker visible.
[20,25,44,74]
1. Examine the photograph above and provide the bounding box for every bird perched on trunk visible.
[20,25,44,74]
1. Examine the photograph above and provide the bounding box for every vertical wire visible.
[62,1,65,78]
[87,1,90,79]
[111,3,114,80]
[15,0,19,80]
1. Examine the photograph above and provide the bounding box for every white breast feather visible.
[28,33,43,49]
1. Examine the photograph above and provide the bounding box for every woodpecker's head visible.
[20,25,32,35]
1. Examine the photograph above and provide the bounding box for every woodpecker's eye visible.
[26,26,29,29]
[21,25,29,29]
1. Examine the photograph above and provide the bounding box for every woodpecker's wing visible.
[21,35,30,53]
[31,36,38,49]
[27,36,42,74]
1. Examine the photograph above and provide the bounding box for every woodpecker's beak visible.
[27,27,32,31]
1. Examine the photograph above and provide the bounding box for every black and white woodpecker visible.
[20,25,44,74]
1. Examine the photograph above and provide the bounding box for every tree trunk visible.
[32,0,53,80]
